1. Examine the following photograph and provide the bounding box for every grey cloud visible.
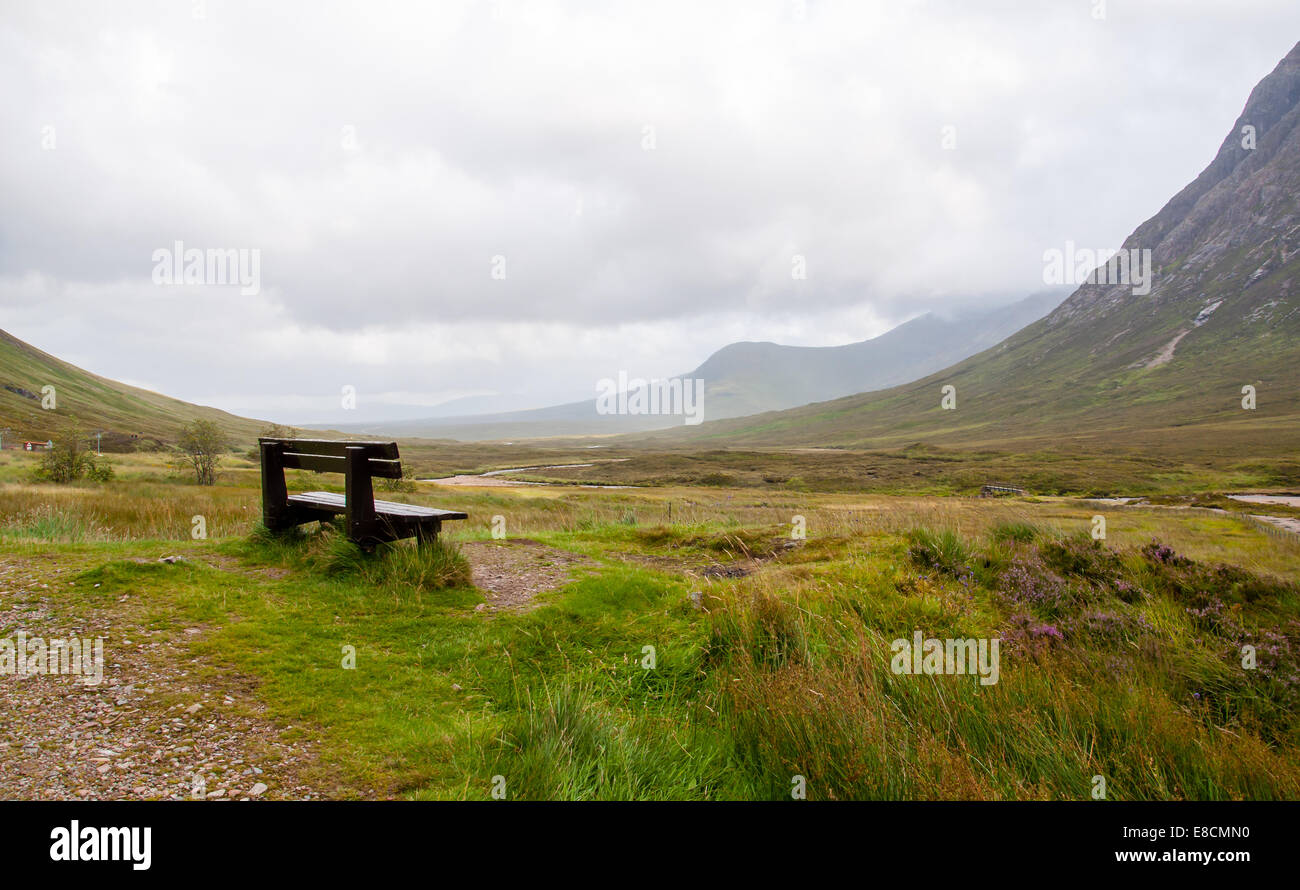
[2,1,1298,421]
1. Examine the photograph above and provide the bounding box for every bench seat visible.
[288,491,468,520]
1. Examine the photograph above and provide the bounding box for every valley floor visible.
[2,450,1299,800]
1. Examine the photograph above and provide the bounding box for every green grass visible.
[17,522,1297,800]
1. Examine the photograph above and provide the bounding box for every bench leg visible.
[416,520,442,549]
[260,441,291,531]
[344,446,378,544]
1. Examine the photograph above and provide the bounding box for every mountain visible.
[687,290,1064,418]
[0,328,268,450]
[338,291,1065,440]
[646,42,1300,456]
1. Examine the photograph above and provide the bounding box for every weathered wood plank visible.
[258,438,400,459]
[281,452,403,478]
[288,491,468,520]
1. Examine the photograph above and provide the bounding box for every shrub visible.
[996,552,1071,613]
[35,425,113,484]
[1139,540,1297,610]
[1060,608,1156,648]
[1140,538,1196,567]
[992,534,1142,616]
[1000,613,1065,656]
[1039,535,1124,585]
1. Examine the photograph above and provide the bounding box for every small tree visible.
[175,420,225,485]
[381,466,417,493]
[37,424,113,483]
[246,423,300,462]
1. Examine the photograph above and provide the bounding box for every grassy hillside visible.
[0,328,269,450]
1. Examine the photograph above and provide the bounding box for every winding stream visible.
[421,460,633,488]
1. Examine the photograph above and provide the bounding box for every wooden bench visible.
[259,438,467,547]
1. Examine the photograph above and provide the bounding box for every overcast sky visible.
[2,1,1298,424]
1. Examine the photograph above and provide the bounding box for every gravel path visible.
[0,554,322,801]
[462,539,592,611]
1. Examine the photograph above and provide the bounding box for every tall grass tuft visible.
[708,590,808,669]
[1,504,106,543]
[370,537,473,592]
[247,520,473,592]
[906,526,972,578]
[991,521,1038,544]
[488,683,723,800]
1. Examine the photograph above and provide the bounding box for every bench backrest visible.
[259,438,404,539]
[259,438,403,479]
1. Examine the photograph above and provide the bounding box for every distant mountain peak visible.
[344,291,1064,440]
